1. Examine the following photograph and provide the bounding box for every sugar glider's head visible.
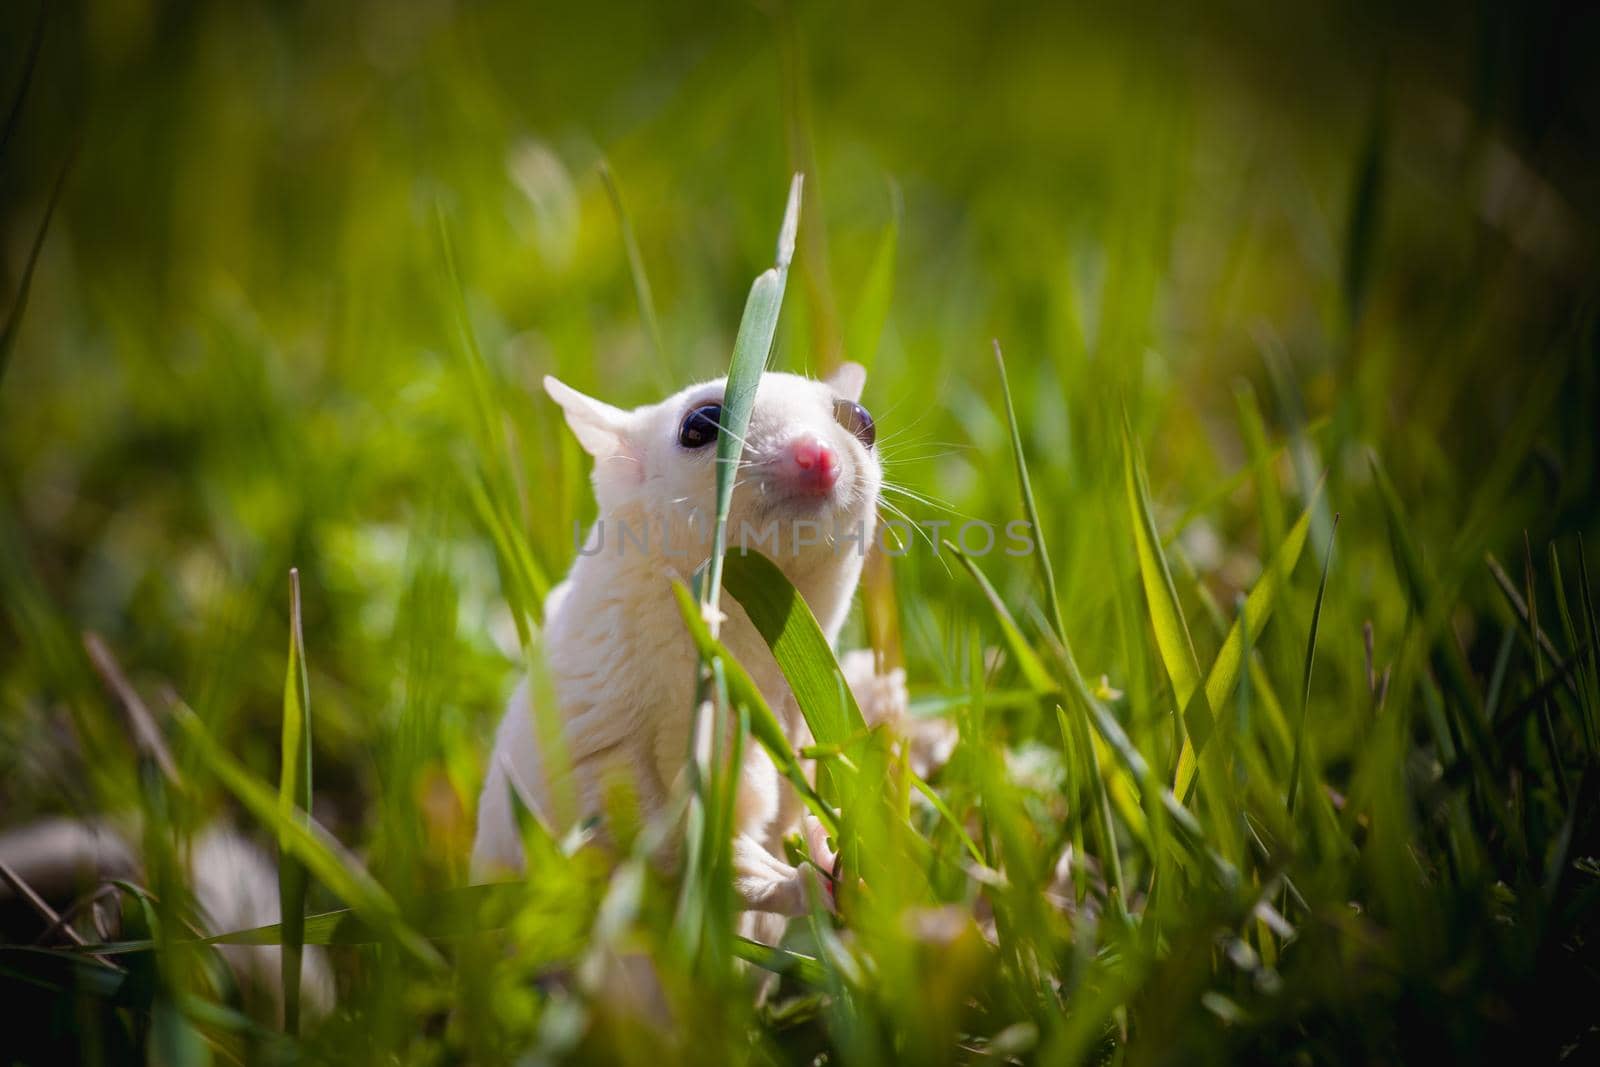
[544,363,882,569]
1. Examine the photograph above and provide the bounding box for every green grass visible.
[3,1,1600,1063]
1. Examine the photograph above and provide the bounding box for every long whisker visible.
[878,434,971,454]
[880,482,970,520]
[708,418,754,452]
[882,448,966,466]
[875,425,965,450]
[876,498,953,576]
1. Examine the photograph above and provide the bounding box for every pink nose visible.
[783,434,840,494]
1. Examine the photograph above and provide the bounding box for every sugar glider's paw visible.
[838,649,957,778]
[802,812,837,873]
[839,649,909,729]
[733,834,836,916]
[803,813,864,909]
[904,718,959,779]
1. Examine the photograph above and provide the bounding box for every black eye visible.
[834,399,875,449]
[678,403,722,449]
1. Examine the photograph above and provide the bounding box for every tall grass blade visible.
[701,174,802,625]
[83,633,180,785]
[855,241,904,667]
[1054,703,1126,915]
[1233,381,1286,553]
[1121,408,1207,786]
[1342,86,1387,326]
[437,208,548,646]
[908,772,984,865]
[855,216,904,669]
[1486,552,1580,701]
[0,1,44,161]
[991,342,1134,910]
[722,548,866,744]
[94,884,829,985]
[171,703,443,969]
[1548,542,1596,753]
[946,545,1055,695]
[465,472,543,642]
[1287,516,1338,812]
[1078,686,1235,885]
[1371,454,1485,730]
[671,580,838,838]
[1578,537,1600,744]
[947,542,1138,905]
[994,341,1066,643]
[277,570,313,1034]
[1524,535,1570,802]
[0,155,68,388]
[677,176,802,968]
[1173,483,1322,801]
[1372,455,1509,833]
[1122,407,1202,698]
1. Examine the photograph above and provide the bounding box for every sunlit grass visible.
[2,2,1598,1064]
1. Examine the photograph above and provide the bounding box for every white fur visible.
[472,365,902,921]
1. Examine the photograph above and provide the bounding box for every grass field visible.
[3,2,1599,1063]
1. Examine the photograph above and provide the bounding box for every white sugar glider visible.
[471,362,944,917]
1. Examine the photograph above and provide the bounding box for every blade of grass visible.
[993,344,1145,915]
[1371,453,1488,743]
[994,341,1066,643]
[1578,537,1600,744]
[1486,551,1583,703]
[1524,535,1570,803]
[1549,542,1596,754]
[1432,641,1590,794]
[947,545,1056,695]
[722,548,866,745]
[700,174,802,627]
[439,210,549,648]
[947,540,1137,908]
[95,883,828,986]
[0,154,69,388]
[1287,516,1339,813]
[465,471,540,643]
[1122,407,1203,704]
[1121,407,1208,792]
[1174,483,1322,801]
[677,176,802,969]
[1342,85,1387,326]
[1054,704,1126,915]
[1372,455,1519,858]
[1233,381,1286,554]
[82,633,180,785]
[671,580,837,839]
[1076,683,1236,888]
[1484,623,1517,722]
[908,771,984,866]
[0,860,115,967]
[0,0,45,160]
[1161,412,1333,553]
[732,936,828,986]
[170,703,442,970]
[851,193,904,675]
[277,570,313,1034]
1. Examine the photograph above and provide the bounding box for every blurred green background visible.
[3,0,1599,1062]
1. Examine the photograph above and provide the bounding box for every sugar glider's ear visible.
[826,361,867,403]
[543,376,632,459]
